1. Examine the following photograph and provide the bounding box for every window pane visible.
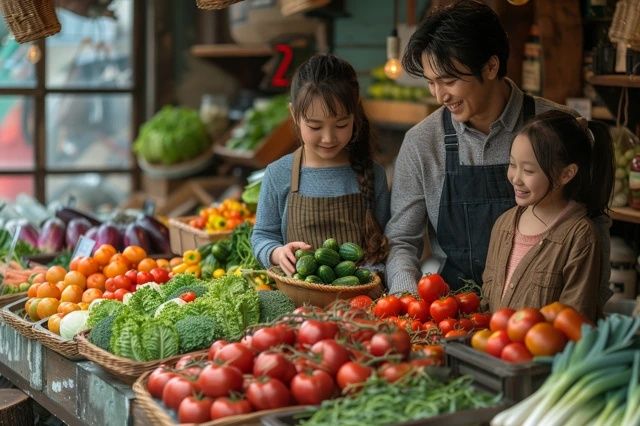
[0,96,35,170]
[46,93,132,169]
[0,21,37,88]
[46,173,130,212]
[0,175,34,202]
[47,1,133,88]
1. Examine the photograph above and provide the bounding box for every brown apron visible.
[285,148,383,297]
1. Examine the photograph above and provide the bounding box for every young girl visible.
[482,110,614,321]
[251,53,390,276]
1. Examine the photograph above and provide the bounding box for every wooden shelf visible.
[191,43,273,58]
[363,99,439,128]
[587,75,640,89]
[610,206,640,224]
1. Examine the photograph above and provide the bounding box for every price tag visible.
[71,235,96,261]
[5,225,22,264]
[143,199,156,217]
[67,195,77,208]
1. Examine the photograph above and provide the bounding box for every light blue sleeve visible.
[251,166,286,269]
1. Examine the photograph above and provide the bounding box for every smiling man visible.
[385,0,575,294]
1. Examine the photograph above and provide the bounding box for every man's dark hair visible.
[402,0,509,81]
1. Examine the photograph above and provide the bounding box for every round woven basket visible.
[31,318,85,361]
[0,297,36,339]
[0,0,61,43]
[196,0,244,10]
[267,267,383,308]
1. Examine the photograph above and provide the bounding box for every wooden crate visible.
[168,216,232,254]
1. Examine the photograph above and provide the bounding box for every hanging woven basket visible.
[0,0,61,43]
[196,0,244,10]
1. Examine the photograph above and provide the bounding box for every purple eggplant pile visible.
[4,208,171,255]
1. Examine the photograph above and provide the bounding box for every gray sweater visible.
[251,153,390,269]
[385,79,578,295]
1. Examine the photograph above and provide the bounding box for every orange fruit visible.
[155,258,169,269]
[103,261,128,278]
[93,246,116,266]
[32,272,46,284]
[64,271,87,290]
[45,266,67,284]
[60,285,84,304]
[69,257,79,271]
[123,245,147,266]
[82,288,103,304]
[27,298,42,321]
[27,283,40,298]
[48,313,64,335]
[109,253,131,268]
[137,258,158,273]
[78,302,90,310]
[169,257,183,267]
[36,282,61,299]
[57,301,80,315]
[86,273,106,290]
[37,298,60,319]
[56,281,66,293]
[77,257,99,277]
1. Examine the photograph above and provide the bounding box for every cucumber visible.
[332,276,360,286]
[295,249,315,260]
[317,265,336,284]
[322,238,340,252]
[295,255,317,277]
[334,260,357,278]
[293,273,304,280]
[339,242,365,262]
[354,268,372,284]
[314,247,341,268]
[304,275,323,284]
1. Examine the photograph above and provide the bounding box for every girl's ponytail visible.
[585,120,615,217]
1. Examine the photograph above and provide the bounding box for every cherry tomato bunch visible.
[188,198,256,232]
[146,301,444,423]
[368,274,491,340]
[102,264,170,301]
[470,302,592,363]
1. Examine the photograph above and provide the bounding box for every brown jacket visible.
[482,203,601,321]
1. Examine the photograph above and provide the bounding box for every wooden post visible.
[0,389,33,426]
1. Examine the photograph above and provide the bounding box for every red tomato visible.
[150,267,170,284]
[445,329,467,339]
[197,365,243,398]
[124,269,138,285]
[178,396,213,423]
[207,340,228,361]
[430,296,459,322]
[175,354,199,370]
[102,291,115,300]
[104,277,116,293]
[417,273,449,303]
[540,301,569,323]
[378,362,413,383]
[458,317,474,331]
[251,326,288,352]
[454,292,481,315]
[470,329,492,352]
[252,352,296,385]
[112,275,132,290]
[417,345,445,362]
[336,361,373,390]
[421,321,439,332]
[210,397,252,420]
[246,377,291,410]
[372,295,403,319]
[485,330,511,358]
[506,308,545,342]
[406,299,430,322]
[113,288,129,301]
[553,307,590,341]
[147,367,175,399]
[214,343,254,374]
[310,339,350,376]
[136,271,154,285]
[399,294,417,315]
[180,291,197,303]
[489,308,516,332]
[369,328,411,359]
[501,342,533,363]
[438,318,458,335]
[297,320,338,347]
[349,295,373,310]
[524,322,567,356]
[469,312,491,330]
[290,370,336,405]
[162,377,196,411]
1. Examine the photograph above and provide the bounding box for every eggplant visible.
[96,222,124,251]
[18,222,40,247]
[55,207,101,227]
[123,223,151,253]
[136,215,171,254]
[38,218,66,253]
[66,218,92,250]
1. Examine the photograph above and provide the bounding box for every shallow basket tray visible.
[0,297,36,339]
[133,370,312,426]
[267,267,382,308]
[196,0,244,10]
[168,216,232,254]
[75,330,200,384]
[31,318,85,361]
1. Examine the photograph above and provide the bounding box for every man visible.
[385,0,601,294]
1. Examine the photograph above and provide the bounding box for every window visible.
[0,0,144,212]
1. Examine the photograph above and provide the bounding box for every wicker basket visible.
[196,0,244,10]
[0,292,27,308]
[133,370,312,426]
[267,267,383,308]
[75,330,201,384]
[0,297,36,339]
[280,0,330,16]
[0,0,61,43]
[31,318,85,361]
[609,0,640,50]
[168,216,232,254]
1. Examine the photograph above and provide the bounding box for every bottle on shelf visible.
[522,24,542,96]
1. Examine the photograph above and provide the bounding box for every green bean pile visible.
[300,370,500,426]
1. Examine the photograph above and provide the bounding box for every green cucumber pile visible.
[292,239,372,286]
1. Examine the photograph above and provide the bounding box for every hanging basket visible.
[280,0,331,16]
[0,0,61,43]
[196,0,244,10]
[609,0,640,51]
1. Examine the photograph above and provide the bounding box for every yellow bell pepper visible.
[213,268,226,279]
[172,263,188,274]
[183,250,201,266]
[185,264,201,277]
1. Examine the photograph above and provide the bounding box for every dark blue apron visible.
[437,95,535,289]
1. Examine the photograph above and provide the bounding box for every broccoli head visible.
[88,315,117,352]
[257,290,295,323]
[175,315,220,353]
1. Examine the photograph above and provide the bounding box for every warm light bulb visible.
[384,58,402,79]
[507,0,530,5]
[27,45,41,64]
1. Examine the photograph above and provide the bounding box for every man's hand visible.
[271,241,312,276]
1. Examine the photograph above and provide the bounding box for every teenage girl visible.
[482,110,614,320]
[251,53,390,276]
